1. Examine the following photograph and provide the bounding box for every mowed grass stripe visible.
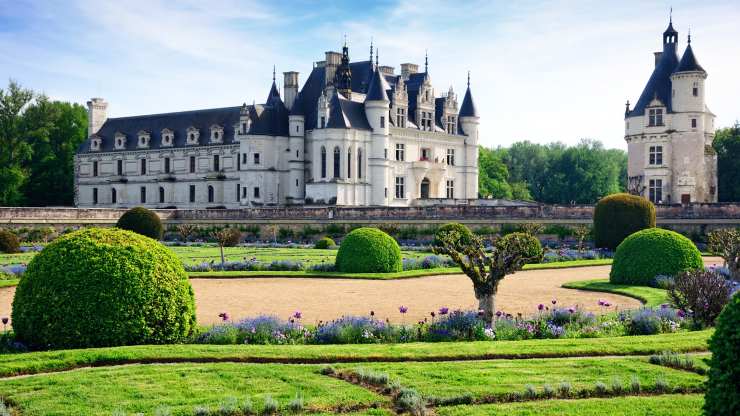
[562,279,669,307]
[435,394,704,416]
[0,330,712,378]
[0,363,387,416]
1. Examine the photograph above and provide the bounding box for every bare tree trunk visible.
[477,292,496,328]
[219,245,225,267]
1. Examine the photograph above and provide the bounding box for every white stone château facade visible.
[75,44,479,208]
[625,18,718,204]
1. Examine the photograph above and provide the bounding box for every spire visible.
[625,100,630,117]
[266,65,282,105]
[467,71,470,88]
[688,28,691,44]
[375,48,379,66]
[675,37,706,73]
[459,72,478,118]
[334,41,353,98]
[272,65,276,82]
[424,50,429,74]
[369,37,374,63]
[663,10,678,46]
[366,68,390,102]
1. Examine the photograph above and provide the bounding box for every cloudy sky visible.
[1,0,738,150]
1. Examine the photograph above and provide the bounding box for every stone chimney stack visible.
[654,52,663,67]
[86,98,108,137]
[324,51,342,86]
[400,63,419,80]
[283,71,299,110]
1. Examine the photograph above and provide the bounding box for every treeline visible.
[0,81,87,206]
[714,122,740,202]
[479,139,627,204]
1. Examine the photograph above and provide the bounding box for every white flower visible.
[484,327,495,339]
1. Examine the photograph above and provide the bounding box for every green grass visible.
[339,357,705,401]
[525,258,612,269]
[435,394,704,415]
[0,279,18,288]
[0,330,712,378]
[562,279,669,307]
[0,363,386,415]
[189,267,460,279]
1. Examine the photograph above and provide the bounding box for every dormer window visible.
[210,125,224,144]
[114,132,127,150]
[648,108,664,127]
[186,127,200,145]
[137,131,151,149]
[161,128,174,147]
[446,116,457,134]
[396,107,406,128]
[90,136,102,151]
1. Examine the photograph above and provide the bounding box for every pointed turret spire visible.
[459,71,478,118]
[369,37,374,63]
[663,10,678,46]
[334,41,353,98]
[424,50,429,74]
[675,35,706,73]
[266,65,282,106]
[366,67,390,102]
[375,48,379,66]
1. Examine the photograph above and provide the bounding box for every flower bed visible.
[184,255,455,273]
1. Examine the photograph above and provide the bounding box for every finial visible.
[688,28,691,44]
[467,71,471,88]
[375,48,379,66]
[424,50,428,73]
[272,65,276,82]
[370,37,374,62]
[343,33,347,47]
[669,6,672,24]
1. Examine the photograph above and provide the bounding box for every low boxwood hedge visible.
[609,228,703,286]
[705,293,740,415]
[335,227,402,273]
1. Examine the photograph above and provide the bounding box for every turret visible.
[86,98,108,137]
[289,92,305,137]
[458,72,479,140]
[365,69,390,134]
[670,33,707,114]
[283,71,299,110]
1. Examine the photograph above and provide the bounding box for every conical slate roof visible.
[459,86,478,118]
[366,69,390,101]
[675,43,705,73]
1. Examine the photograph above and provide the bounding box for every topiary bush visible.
[704,293,740,415]
[593,193,656,250]
[116,207,163,240]
[433,223,474,251]
[314,237,335,249]
[335,227,402,273]
[610,228,703,286]
[496,232,544,263]
[0,229,20,254]
[12,228,196,349]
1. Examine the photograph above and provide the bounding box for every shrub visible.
[433,223,474,251]
[335,227,402,273]
[314,237,335,249]
[707,228,740,280]
[705,293,740,415]
[622,307,682,335]
[668,269,733,327]
[496,232,544,264]
[593,193,655,250]
[116,207,164,240]
[12,228,196,349]
[262,396,278,414]
[610,228,703,286]
[0,230,19,254]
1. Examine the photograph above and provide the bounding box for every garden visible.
[0,194,738,415]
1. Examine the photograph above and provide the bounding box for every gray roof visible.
[326,92,371,130]
[628,41,679,117]
[459,87,478,118]
[366,68,390,101]
[675,43,705,73]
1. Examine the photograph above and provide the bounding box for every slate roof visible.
[675,43,705,73]
[366,68,391,101]
[405,72,429,124]
[628,41,679,117]
[459,86,478,118]
[326,92,371,130]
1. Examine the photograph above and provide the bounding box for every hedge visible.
[593,193,655,250]
[314,237,335,249]
[0,229,20,254]
[704,293,740,415]
[335,228,402,273]
[115,207,164,240]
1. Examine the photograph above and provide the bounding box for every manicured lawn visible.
[0,363,386,415]
[339,357,705,402]
[526,258,612,269]
[562,279,669,307]
[189,267,460,279]
[435,394,704,416]
[0,330,711,378]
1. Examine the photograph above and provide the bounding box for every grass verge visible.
[0,330,711,378]
[561,279,669,307]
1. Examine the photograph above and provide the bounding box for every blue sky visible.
[1,0,738,150]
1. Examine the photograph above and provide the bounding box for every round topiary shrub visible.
[704,293,740,415]
[12,228,196,349]
[593,193,656,250]
[610,228,703,286]
[433,223,474,250]
[0,229,20,254]
[116,207,163,240]
[496,232,544,263]
[335,227,402,273]
[314,236,335,249]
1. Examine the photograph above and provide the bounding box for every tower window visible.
[117,160,123,176]
[159,186,165,203]
[140,186,146,203]
[237,184,240,201]
[140,159,147,175]
[253,153,260,165]
[380,116,385,128]
[92,188,98,205]
[320,116,326,128]
[253,187,260,198]
[649,145,663,165]
[648,108,664,127]
[320,146,327,178]
[691,118,697,129]
[208,185,214,203]
[213,155,220,172]
[333,146,341,179]
[649,179,663,203]
[93,161,98,177]
[396,108,406,128]
[189,185,195,202]
[395,176,405,199]
[164,157,171,173]
[347,149,352,178]
[111,188,117,204]
[395,143,405,161]
[189,156,196,173]
[357,148,363,179]
[446,149,455,166]
[692,83,699,97]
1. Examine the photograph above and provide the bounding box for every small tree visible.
[707,228,740,280]
[572,225,591,252]
[433,225,543,326]
[210,228,240,266]
[519,223,544,236]
[177,224,197,243]
[668,269,732,327]
[265,224,279,244]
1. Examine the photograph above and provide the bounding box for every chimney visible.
[283,71,299,110]
[324,51,342,86]
[654,52,663,68]
[86,98,108,137]
[400,63,418,80]
[379,65,395,75]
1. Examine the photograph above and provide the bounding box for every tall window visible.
[189,185,195,202]
[236,184,240,202]
[189,156,196,173]
[93,161,98,177]
[253,187,260,198]
[357,148,363,179]
[320,146,327,178]
[395,177,405,199]
[320,116,326,128]
[164,157,171,173]
[117,160,123,176]
[159,186,165,203]
[111,188,116,204]
[446,116,456,134]
[140,186,146,203]
[446,180,454,199]
[242,153,247,165]
[92,188,98,204]
[649,179,663,203]
[648,108,664,127]
[253,153,260,165]
[396,108,406,128]
[213,155,220,172]
[692,82,699,97]
[208,185,214,203]
[420,148,431,161]
[347,149,352,178]
[691,118,697,128]
[446,149,455,166]
[333,146,341,179]
[395,143,405,161]
[380,116,385,128]
[140,159,147,175]
[649,145,663,165]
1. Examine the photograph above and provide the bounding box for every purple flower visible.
[399,306,408,314]
[478,309,486,317]
[218,312,229,321]
[598,299,605,306]
[293,311,302,319]
[370,310,375,316]
[537,303,544,311]
[1,317,7,325]
[660,304,669,309]
[677,310,686,318]
[495,311,503,317]
[439,307,449,315]
[551,299,557,305]
[604,302,611,307]
[568,307,576,314]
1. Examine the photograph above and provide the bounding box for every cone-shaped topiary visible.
[704,293,740,415]
[593,193,656,250]
[335,227,402,273]
[314,236,335,249]
[12,228,196,349]
[115,207,163,240]
[610,228,703,286]
[0,229,20,254]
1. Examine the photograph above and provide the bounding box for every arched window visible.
[320,146,327,178]
[347,148,352,179]
[208,185,214,203]
[333,147,341,179]
[111,188,117,204]
[159,186,165,203]
[358,148,363,179]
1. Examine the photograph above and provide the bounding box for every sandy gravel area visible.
[0,257,724,326]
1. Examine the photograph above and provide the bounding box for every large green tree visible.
[714,122,740,202]
[0,81,34,205]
